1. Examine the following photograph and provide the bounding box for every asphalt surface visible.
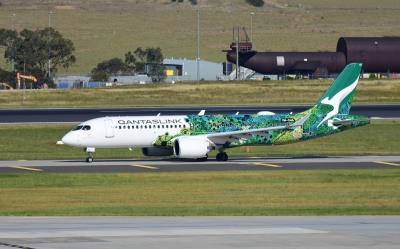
[0,216,398,249]
[1,156,399,173]
[0,104,399,123]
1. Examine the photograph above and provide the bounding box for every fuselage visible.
[61,112,368,149]
[62,115,189,148]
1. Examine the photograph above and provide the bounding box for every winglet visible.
[198,110,206,116]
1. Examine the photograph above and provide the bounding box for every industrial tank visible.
[337,37,400,72]
[227,51,346,75]
[226,37,400,75]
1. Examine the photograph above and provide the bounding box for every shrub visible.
[246,0,264,7]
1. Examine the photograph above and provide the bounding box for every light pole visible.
[250,12,255,44]
[11,13,16,72]
[196,8,200,82]
[48,11,53,80]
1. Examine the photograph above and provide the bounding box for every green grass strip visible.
[0,169,399,216]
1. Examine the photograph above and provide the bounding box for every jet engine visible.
[142,147,174,157]
[173,136,211,159]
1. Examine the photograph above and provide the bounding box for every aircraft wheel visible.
[216,152,228,161]
[86,156,94,163]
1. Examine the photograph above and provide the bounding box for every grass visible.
[0,169,399,215]
[0,0,400,74]
[1,79,400,108]
[0,120,399,160]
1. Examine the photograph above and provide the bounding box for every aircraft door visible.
[104,119,115,138]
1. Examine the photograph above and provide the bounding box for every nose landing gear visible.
[86,154,94,163]
[85,147,96,163]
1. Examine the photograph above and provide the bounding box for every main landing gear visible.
[216,152,228,161]
[85,147,95,163]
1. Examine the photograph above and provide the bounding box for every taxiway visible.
[0,156,399,173]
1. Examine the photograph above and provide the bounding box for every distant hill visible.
[1,0,400,74]
[0,0,272,10]
[1,0,397,10]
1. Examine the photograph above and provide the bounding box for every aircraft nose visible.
[62,132,79,146]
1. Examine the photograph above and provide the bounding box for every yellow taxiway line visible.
[130,164,159,170]
[238,162,282,168]
[252,162,282,168]
[11,166,43,172]
[374,161,400,167]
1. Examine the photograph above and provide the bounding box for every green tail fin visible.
[315,63,362,127]
[317,63,362,114]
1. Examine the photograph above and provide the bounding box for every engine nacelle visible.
[173,136,210,159]
[142,147,174,157]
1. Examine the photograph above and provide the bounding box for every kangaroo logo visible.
[317,78,359,128]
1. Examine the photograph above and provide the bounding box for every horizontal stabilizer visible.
[332,117,370,127]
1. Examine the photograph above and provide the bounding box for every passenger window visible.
[145,125,147,129]
[136,125,139,129]
[158,125,160,129]
[162,125,164,128]
[175,125,177,128]
[119,126,121,129]
[123,126,126,129]
[128,126,130,129]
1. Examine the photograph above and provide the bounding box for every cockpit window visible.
[72,125,83,131]
[82,125,91,131]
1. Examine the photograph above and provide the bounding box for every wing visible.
[206,114,310,146]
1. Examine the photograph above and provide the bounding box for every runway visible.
[1,156,399,173]
[0,216,398,249]
[0,104,399,123]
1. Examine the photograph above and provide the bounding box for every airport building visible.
[162,58,224,82]
[54,59,224,88]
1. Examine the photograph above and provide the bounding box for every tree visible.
[92,47,165,82]
[0,67,15,87]
[0,27,76,87]
[144,47,165,82]
[0,28,76,87]
[91,57,129,82]
[246,0,264,7]
[124,51,136,71]
[131,47,165,81]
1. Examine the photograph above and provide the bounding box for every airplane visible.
[59,63,369,163]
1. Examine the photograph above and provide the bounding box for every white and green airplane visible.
[60,63,369,162]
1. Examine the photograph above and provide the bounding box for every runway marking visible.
[130,164,159,170]
[252,162,282,168]
[239,162,282,168]
[11,166,43,172]
[0,241,35,249]
[374,161,400,167]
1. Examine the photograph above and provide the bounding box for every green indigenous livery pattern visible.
[153,63,369,149]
